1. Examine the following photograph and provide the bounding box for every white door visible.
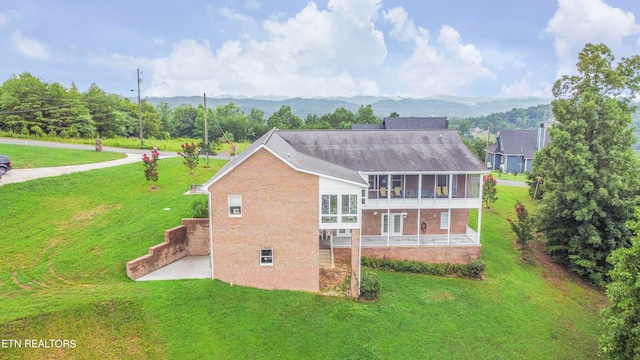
[382,213,403,235]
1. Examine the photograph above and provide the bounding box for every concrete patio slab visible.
[136,256,210,281]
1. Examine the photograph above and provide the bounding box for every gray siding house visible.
[487,124,550,173]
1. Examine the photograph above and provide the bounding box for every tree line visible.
[0,72,382,144]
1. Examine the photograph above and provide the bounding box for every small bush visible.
[460,260,486,279]
[362,257,486,279]
[191,198,209,218]
[360,271,381,301]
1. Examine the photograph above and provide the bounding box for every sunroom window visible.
[341,194,358,223]
[321,194,338,223]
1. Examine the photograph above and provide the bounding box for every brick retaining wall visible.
[126,218,210,280]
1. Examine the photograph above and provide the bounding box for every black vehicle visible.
[0,155,11,176]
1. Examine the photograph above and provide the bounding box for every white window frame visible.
[341,194,358,223]
[440,212,449,230]
[382,213,403,235]
[228,195,242,217]
[260,249,273,266]
[321,194,338,223]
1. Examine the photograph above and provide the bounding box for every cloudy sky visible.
[2,0,640,99]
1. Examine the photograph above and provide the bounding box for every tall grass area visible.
[0,132,249,153]
[0,159,606,359]
[0,144,126,168]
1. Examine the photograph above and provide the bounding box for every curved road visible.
[0,138,178,186]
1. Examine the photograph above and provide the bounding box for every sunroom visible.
[364,173,483,207]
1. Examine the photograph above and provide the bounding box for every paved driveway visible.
[0,153,143,185]
[0,137,226,186]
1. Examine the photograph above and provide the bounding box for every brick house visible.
[203,128,488,296]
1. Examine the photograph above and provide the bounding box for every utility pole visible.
[137,68,143,146]
[204,92,209,166]
[485,123,492,168]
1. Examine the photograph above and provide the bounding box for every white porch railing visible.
[331,227,479,248]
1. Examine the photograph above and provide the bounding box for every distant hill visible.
[144,95,552,119]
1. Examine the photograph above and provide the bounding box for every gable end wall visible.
[208,148,319,292]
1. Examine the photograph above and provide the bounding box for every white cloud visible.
[383,7,494,96]
[11,30,50,60]
[219,7,254,23]
[139,0,386,97]
[546,0,640,76]
[500,74,550,98]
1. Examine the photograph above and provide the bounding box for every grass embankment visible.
[0,158,606,359]
[0,133,249,153]
[0,144,126,169]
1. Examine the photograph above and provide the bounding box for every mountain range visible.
[143,95,553,119]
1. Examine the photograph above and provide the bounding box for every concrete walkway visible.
[0,153,143,185]
[136,256,211,281]
[496,179,529,188]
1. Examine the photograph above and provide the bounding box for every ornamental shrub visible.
[178,141,200,174]
[507,200,534,258]
[362,257,486,279]
[482,174,498,208]
[192,198,209,218]
[359,271,381,301]
[142,149,160,188]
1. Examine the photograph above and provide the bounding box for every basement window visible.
[228,195,242,217]
[260,249,273,266]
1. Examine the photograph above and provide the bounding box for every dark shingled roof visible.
[489,128,550,159]
[382,117,448,130]
[350,123,385,130]
[205,128,487,187]
[351,117,448,130]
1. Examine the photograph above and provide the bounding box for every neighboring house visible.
[351,116,448,130]
[487,124,550,173]
[203,128,487,295]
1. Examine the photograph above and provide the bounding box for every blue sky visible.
[2,0,640,98]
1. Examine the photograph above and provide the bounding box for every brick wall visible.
[334,244,480,267]
[361,209,470,236]
[126,225,187,279]
[362,245,481,264]
[209,148,320,292]
[126,218,210,279]
[182,218,210,255]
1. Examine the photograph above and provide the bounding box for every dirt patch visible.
[530,241,603,294]
[12,271,32,290]
[320,262,350,296]
[58,204,122,230]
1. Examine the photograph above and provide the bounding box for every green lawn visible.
[0,143,126,169]
[0,158,606,359]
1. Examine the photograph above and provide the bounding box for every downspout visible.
[477,173,484,245]
[417,174,422,246]
[386,175,390,247]
[447,174,452,246]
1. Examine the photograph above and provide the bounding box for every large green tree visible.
[601,208,640,359]
[534,43,640,286]
[267,105,302,129]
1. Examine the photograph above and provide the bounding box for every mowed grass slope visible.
[0,143,126,169]
[0,157,606,359]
